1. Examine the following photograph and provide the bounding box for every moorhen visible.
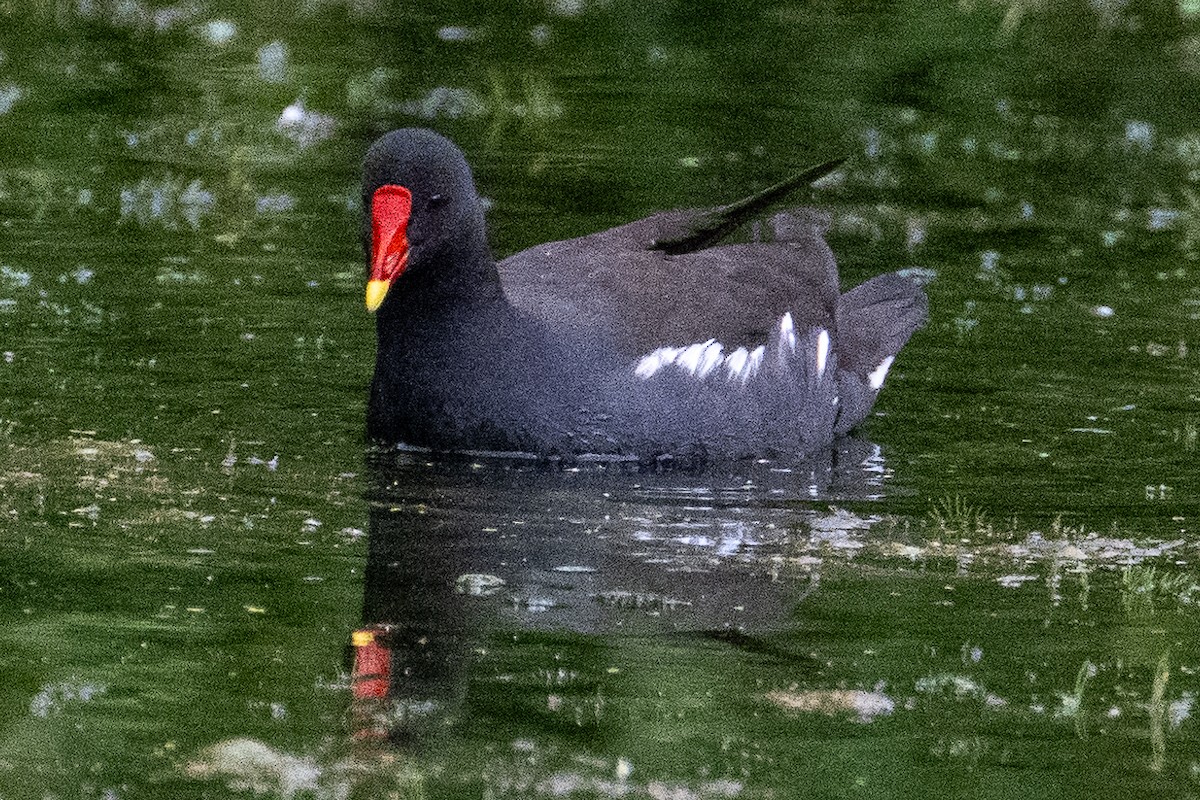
[363,128,925,460]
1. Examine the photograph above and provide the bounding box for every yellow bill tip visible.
[365,279,390,312]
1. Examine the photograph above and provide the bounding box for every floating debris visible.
[0,265,31,288]
[120,176,215,230]
[402,86,485,120]
[29,679,107,718]
[457,573,507,596]
[255,193,296,214]
[437,25,478,42]
[257,41,289,84]
[184,738,321,798]
[593,590,691,611]
[200,19,237,45]
[1124,119,1155,152]
[915,673,1006,707]
[767,688,895,723]
[275,99,336,148]
[0,84,22,114]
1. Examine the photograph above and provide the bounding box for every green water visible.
[2,1,1200,797]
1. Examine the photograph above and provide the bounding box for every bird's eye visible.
[426,194,448,211]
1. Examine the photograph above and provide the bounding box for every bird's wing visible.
[498,222,840,360]
[644,157,846,255]
[497,158,846,360]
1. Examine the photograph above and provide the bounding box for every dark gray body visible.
[364,129,926,461]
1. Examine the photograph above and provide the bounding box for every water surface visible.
[2,2,1200,797]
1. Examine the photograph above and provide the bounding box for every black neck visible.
[375,239,507,333]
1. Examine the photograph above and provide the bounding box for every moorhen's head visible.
[361,128,490,312]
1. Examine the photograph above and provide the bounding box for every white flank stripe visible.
[638,341,735,380]
[696,341,724,378]
[725,347,749,380]
[636,334,778,384]
[747,345,764,377]
[816,329,829,377]
[635,346,681,379]
[867,356,894,390]
[779,312,796,352]
[676,340,712,374]
[634,355,658,379]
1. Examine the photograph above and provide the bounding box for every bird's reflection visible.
[349,438,893,746]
